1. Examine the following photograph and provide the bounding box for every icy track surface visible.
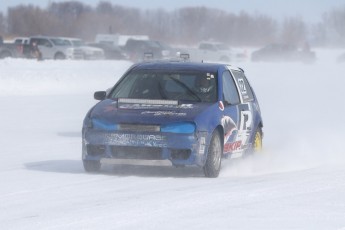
[1,51,345,230]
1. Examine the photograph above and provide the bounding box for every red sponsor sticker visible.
[224,141,242,152]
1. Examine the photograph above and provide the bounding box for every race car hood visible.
[89,98,214,125]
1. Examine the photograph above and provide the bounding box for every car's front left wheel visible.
[83,160,101,172]
[203,131,222,178]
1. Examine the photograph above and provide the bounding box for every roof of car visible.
[131,61,241,72]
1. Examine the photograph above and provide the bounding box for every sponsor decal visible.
[224,141,242,152]
[110,133,166,141]
[198,136,206,154]
[180,104,194,109]
[141,111,187,116]
[119,98,177,105]
[103,133,168,147]
[119,103,194,110]
[221,116,237,143]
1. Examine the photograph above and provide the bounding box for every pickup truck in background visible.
[0,36,24,59]
[61,37,104,60]
[25,36,69,60]
[184,42,247,63]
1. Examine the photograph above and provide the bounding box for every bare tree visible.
[321,6,345,46]
[7,5,53,36]
[0,12,6,35]
[280,16,307,46]
[0,1,314,47]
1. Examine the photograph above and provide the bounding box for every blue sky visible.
[1,0,343,23]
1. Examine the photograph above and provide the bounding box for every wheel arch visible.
[201,125,224,166]
[215,125,224,149]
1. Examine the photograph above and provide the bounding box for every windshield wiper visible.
[168,77,202,102]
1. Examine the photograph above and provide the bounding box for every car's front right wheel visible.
[203,131,222,178]
[54,52,65,60]
[83,160,101,173]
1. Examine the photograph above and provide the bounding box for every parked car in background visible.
[87,42,129,60]
[186,42,234,62]
[62,37,104,60]
[82,59,263,178]
[13,37,29,45]
[195,42,233,62]
[122,39,172,62]
[0,36,24,59]
[95,34,149,47]
[251,43,316,63]
[27,36,69,59]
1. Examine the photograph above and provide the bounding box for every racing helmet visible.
[196,75,214,94]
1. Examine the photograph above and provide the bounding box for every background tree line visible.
[0,1,344,47]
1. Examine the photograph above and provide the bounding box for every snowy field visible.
[1,50,345,230]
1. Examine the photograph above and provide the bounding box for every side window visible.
[232,71,254,102]
[36,39,45,46]
[222,71,240,105]
[37,39,52,47]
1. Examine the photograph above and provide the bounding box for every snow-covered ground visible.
[1,50,345,230]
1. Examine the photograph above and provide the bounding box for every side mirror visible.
[94,91,106,100]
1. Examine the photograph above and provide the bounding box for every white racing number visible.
[238,106,253,146]
[237,78,247,95]
[240,110,252,131]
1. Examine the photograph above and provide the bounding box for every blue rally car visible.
[82,60,263,177]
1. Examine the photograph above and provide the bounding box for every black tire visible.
[83,160,101,172]
[54,52,65,60]
[0,50,12,59]
[203,131,222,178]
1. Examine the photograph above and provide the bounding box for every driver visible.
[195,75,216,101]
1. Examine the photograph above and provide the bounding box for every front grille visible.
[110,146,162,160]
[87,144,105,156]
[170,149,191,160]
[119,124,160,132]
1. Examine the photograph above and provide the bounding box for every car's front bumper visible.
[82,129,208,167]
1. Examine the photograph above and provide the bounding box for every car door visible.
[36,38,54,59]
[221,69,253,158]
[30,38,53,59]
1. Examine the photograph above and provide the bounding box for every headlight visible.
[92,118,118,131]
[66,49,73,55]
[161,122,195,134]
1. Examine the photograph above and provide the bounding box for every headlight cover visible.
[92,118,118,131]
[160,122,195,134]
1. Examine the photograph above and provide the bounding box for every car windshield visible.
[109,70,217,103]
